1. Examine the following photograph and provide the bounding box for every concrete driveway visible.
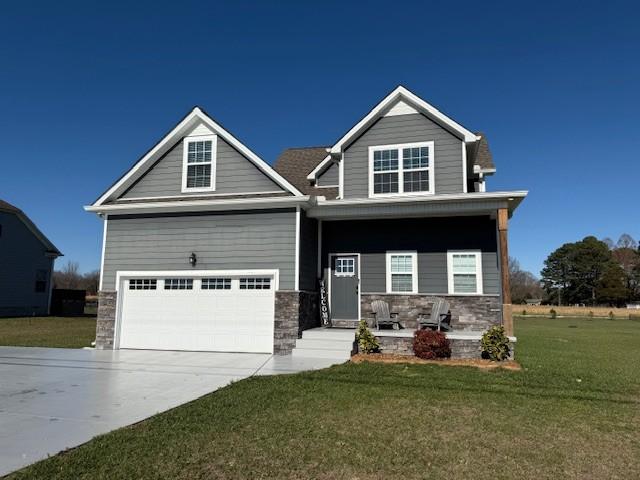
[0,347,339,476]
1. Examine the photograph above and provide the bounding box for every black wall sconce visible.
[189,252,197,267]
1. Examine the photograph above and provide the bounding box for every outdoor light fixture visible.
[189,252,197,267]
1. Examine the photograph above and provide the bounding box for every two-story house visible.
[86,86,526,355]
[0,199,62,316]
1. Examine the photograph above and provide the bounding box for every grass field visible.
[9,317,640,479]
[0,316,96,348]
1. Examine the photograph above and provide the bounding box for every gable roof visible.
[274,147,330,195]
[329,86,479,156]
[0,199,62,256]
[92,107,303,206]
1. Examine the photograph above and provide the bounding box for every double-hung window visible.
[369,141,434,196]
[447,251,483,294]
[386,252,418,293]
[182,135,217,192]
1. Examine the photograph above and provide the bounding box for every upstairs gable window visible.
[369,141,434,196]
[182,135,217,192]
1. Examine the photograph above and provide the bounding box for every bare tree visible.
[617,233,638,250]
[602,237,615,250]
[509,257,544,304]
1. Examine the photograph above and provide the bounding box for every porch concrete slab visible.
[0,346,338,476]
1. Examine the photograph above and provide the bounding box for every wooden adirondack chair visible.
[418,298,451,331]
[371,300,402,330]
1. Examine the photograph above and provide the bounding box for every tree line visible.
[511,234,640,307]
[53,261,100,296]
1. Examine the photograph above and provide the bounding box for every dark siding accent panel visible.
[343,113,464,198]
[298,211,318,291]
[317,162,338,186]
[102,211,296,290]
[121,136,284,199]
[0,211,53,315]
[321,216,498,295]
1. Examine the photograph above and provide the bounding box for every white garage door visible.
[117,274,275,353]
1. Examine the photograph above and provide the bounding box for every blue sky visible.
[1,1,638,276]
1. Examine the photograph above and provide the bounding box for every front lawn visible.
[0,316,96,348]
[9,317,640,479]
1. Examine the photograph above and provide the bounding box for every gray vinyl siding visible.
[342,113,465,198]
[298,211,318,291]
[0,211,54,316]
[102,210,297,290]
[121,137,285,199]
[317,162,339,186]
[322,216,498,295]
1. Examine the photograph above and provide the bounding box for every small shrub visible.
[609,311,615,320]
[521,309,527,316]
[481,326,511,361]
[355,319,379,354]
[413,330,451,360]
[550,308,557,319]
[588,311,594,318]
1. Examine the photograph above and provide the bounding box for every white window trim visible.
[386,251,418,294]
[181,134,217,193]
[447,250,483,295]
[335,257,356,277]
[368,141,434,198]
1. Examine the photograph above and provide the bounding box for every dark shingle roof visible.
[0,199,21,213]
[274,147,337,198]
[471,133,495,170]
[0,199,62,256]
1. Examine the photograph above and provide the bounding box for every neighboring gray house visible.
[0,200,62,316]
[86,86,526,354]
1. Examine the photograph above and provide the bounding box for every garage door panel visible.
[118,275,275,353]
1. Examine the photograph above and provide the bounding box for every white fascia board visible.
[93,108,303,206]
[306,154,332,181]
[85,195,312,216]
[329,86,479,155]
[315,191,528,207]
[473,165,497,175]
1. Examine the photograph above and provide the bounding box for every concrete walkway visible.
[0,347,342,476]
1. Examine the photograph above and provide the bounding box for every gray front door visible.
[330,255,359,320]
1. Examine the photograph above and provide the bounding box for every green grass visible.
[9,317,640,479]
[0,316,96,348]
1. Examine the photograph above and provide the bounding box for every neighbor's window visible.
[34,269,48,293]
[448,251,483,294]
[240,277,271,290]
[202,278,231,290]
[386,252,417,293]
[370,142,433,196]
[129,279,157,290]
[335,258,355,276]
[164,278,194,290]
[182,135,216,192]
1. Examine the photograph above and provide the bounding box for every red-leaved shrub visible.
[412,330,451,360]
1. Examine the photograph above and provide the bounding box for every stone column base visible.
[95,291,117,349]
[274,291,319,355]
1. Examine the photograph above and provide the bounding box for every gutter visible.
[84,195,313,216]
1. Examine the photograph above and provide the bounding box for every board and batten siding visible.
[298,210,318,291]
[0,211,54,315]
[321,216,499,295]
[342,113,465,198]
[316,162,339,186]
[102,210,297,290]
[121,136,285,199]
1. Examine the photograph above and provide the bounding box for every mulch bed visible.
[351,353,522,371]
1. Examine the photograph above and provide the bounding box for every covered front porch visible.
[305,194,520,338]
